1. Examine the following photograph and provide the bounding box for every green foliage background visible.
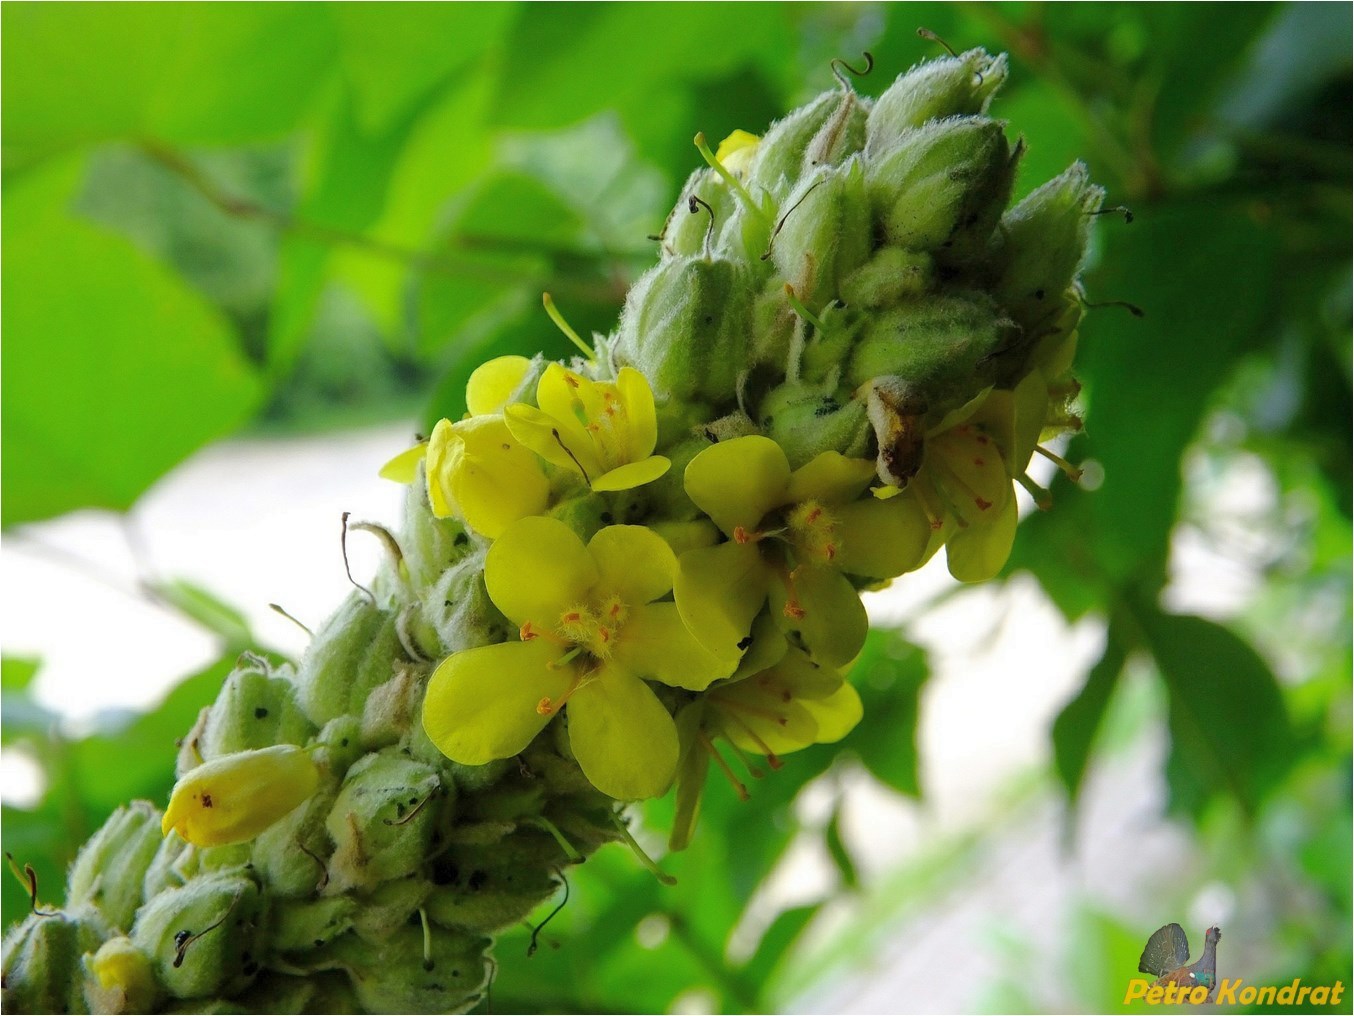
[2,3,1349,1011]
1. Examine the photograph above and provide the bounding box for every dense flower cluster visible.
[2,48,1102,1015]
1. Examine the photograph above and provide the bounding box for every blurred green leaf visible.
[333,4,515,136]
[742,903,821,992]
[849,630,929,797]
[2,157,263,527]
[1052,622,1126,802]
[1,5,337,165]
[825,805,859,890]
[1,657,40,692]
[147,579,254,650]
[1142,610,1300,815]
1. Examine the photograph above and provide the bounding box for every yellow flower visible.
[379,355,550,538]
[675,436,930,670]
[670,648,862,850]
[504,364,670,492]
[422,517,733,801]
[161,745,319,848]
[716,129,761,177]
[881,372,1053,582]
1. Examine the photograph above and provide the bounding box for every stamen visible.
[419,908,434,971]
[611,813,678,886]
[698,731,750,801]
[830,50,874,89]
[723,737,766,780]
[532,817,584,863]
[1035,444,1085,481]
[538,669,590,714]
[778,565,806,620]
[709,693,791,728]
[542,292,596,360]
[693,132,764,222]
[1016,473,1054,510]
[716,711,784,769]
[783,283,829,333]
[546,646,585,671]
[912,482,946,531]
[733,525,759,544]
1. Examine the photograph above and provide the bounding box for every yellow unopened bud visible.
[88,936,159,1013]
[162,744,319,847]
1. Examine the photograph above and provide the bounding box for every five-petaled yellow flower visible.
[504,364,670,492]
[675,436,930,670]
[422,517,732,800]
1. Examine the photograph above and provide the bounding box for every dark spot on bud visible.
[431,860,459,886]
[815,398,841,417]
[600,512,615,524]
[762,416,773,428]
[737,636,754,650]
[254,707,268,719]
[395,802,407,818]
[409,796,418,805]
[314,938,325,947]
[201,794,213,808]
[340,738,349,747]
[468,869,488,891]
[444,600,452,607]
[452,969,461,977]
[703,314,714,325]
[454,532,469,546]
[704,429,718,443]
[402,747,413,756]
[242,961,260,976]
[1034,289,1045,300]
[174,930,192,949]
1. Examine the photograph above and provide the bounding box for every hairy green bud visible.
[772,158,871,310]
[67,801,163,931]
[2,907,110,1014]
[296,595,405,727]
[866,49,1008,155]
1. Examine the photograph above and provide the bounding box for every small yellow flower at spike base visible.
[161,744,320,848]
[716,129,761,177]
[422,517,734,801]
[89,937,159,1013]
[504,364,670,492]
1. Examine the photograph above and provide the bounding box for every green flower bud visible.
[250,743,344,899]
[359,664,425,750]
[186,665,315,767]
[803,90,870,174]
[142,827,198,899]
[2,907,110,1015]
[295,593,405,727]
[759,379,869,467]
[399,471,476,593]
[424,831,564,935]
[613,255,753,403]
[163,745,321,848]
[866,117,1013,256]
[324,750,446,893]
[771,158,871,311]
[848,292,1015,411]
[840,247,934,308]
[746,89,851,197]
[992,162,1104,334]
[347,877,430,943]
[67,801,163,931]
[866,49,1008,156]
[86,935,161,1014]
[270,896,356,953]
[130,872,264,1000]
[326,923,489,1014]
[663,167,736,257]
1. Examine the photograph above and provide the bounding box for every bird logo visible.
[1138,924,1223,1002]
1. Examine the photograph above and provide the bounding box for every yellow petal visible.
[485,516,599,626]
[616,367,659,460]
[832,494,931,579]
[535,363,603,474]
[162,745,319,848]
[946,492,1018,582]
[925,424,1011,526]
[775,565,868,667]
[710,683,818,756]
[727,611,789,682]
[466,355,533,416]
[802,681,863,743]
[758,646,841,701]
[674,541,771,665]
[379,441,428,483]
[613,603,735,692]
[503,403,595,477]
[650,519,722,556]
[684,436,791,537]
[592,455,671,492]
[588,525,676,606]
[567,667,679,800]
[784,452,876,506]
[972,372,1049,474]
[429,416,551,537]
[421,640,569,765]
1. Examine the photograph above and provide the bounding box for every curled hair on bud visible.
[341,512,376,605]
[1090,205,1135,223]
[916,26,959,58]
[1077,288,1145,317]
[688,194,717,259]
[830,50,874,90]
[526,869,570,957]
[172,890,242,968]
[760,178,825,262]
[5,852,57,917]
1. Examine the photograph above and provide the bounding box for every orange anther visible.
[974,497,992,511]
[536,697,555,715]
[520,622,539,641]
